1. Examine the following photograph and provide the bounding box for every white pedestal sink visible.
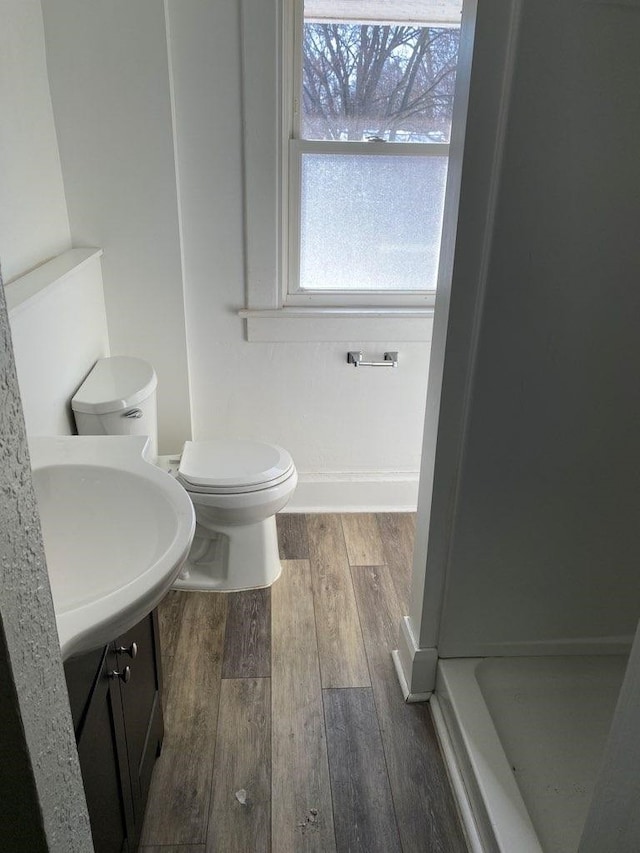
[29,435,195,660]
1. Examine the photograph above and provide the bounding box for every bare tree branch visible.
[302,22,459,141]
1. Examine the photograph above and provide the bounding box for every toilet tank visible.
[72,356,158,461]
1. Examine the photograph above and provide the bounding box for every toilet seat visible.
[177,439,295,495]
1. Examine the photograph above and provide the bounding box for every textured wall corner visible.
[0,279,93,851]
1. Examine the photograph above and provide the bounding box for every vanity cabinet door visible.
[74,646,134,853]
[115,610,164,832]
[64,608,164,853]
[65,646,105,732]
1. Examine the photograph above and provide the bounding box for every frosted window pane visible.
[299,153,447,291]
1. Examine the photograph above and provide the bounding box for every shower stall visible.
[435,651,635,851]
[396,0,640,849]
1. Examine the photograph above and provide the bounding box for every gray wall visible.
[437,0,640,655]
[0,281,92,849]
[0,622,47,852]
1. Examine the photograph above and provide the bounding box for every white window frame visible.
[286,1,453,308]
[239,0,464,341]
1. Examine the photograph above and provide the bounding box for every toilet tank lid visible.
[72,356,157,415]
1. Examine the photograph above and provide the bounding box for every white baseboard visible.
[393,616,438,700]
[392,650,432,702]
[284,471,419,513]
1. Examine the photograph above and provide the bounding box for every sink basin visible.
[29,436,195,659]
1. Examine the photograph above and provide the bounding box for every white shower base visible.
[434,655,628,853]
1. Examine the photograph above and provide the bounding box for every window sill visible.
[238,307,434,342]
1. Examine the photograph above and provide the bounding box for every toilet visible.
[71,356,297,591]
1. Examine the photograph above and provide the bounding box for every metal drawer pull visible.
[122,408,143,418]
[116,642,138,659]
[347,351,398,368]
[109,665,131,684]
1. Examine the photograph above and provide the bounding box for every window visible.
[239,0,463,339]
[287,0,461,306]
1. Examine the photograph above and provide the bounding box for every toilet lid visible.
[177,440,295,493]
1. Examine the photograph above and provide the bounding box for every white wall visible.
[166,0,430,509]
[430,0,640,656]
[0,0,71,283]
[6,250,110,437]
[35,0,433,505]
[0,4,91,842]
[41,0,192,455]
[0,1,110,444]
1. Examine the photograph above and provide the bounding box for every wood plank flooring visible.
[222,588,271,679]
[306,514,371,689]
[209,678,271,852]
[324,687,402,852]
[141,593,227,845]
[140,513,466,853]
[272,558,335,852]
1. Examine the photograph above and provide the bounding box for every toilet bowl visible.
[173,439,297,591]
[71,356,297,591]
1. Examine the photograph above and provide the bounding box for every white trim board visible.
[240,308,434,342]
[391,649,433,703]
[393,616,438,698]
[284,471,419,512]
[5,247,103,318]
[305,0,462,25]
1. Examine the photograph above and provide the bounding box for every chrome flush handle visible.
[122,408,143,419]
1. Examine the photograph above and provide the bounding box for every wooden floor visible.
[139,513,467,853]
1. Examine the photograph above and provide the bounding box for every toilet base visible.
[172,515,282,592]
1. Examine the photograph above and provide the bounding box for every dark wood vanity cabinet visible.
[64,610,164,853]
